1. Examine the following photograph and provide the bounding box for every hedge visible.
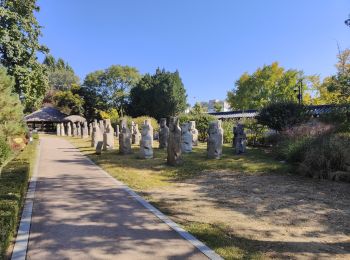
[0,158,30,258]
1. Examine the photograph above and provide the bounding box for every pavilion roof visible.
[24,107,67,122]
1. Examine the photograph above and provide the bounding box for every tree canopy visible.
[0,0,49,111]
[81,65,140,120]
[129,68,187,119]
[227,62,313,110]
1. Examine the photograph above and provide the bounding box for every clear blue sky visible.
[36,0,350,105]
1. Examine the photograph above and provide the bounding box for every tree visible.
[214,102,223,112]
[227,62,311,110]
[256,102,310,132]
[0,0,49,111]
[0,67,25,139]
[53,84,84,115]
[324,49,350,103]
[81,65,140,119]
[129,68,187,119]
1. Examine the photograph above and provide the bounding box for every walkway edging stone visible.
[11,141,41,260]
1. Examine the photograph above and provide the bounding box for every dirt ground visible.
[147,170,350,259]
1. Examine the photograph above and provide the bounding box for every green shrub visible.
[0,156,30,258]
[276,137,313,162]
[221,120,234,144]
[0,138,11,167]
[132,116,159,132]
[257,102,310,132]
[179,113,216,141]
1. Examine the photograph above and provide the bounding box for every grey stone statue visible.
[67,123,72,137]
[233,123,247,154]
[115,125,120,139]
[103,119,115,150]
[189,121,199,146]
[99,120,105,134]
[95,141,103,155]
[139,120,153,159]
[60,123,65,136]
[82,121,89,138]
[88,123,92,136]
[72,123,77,137]
[76,123,81,137]
[159,118,169,149]
[131,121,141,145]
[56,123,61,136]
[91,120,102,148]
[207,120,223,159]
[181,122,193,153]
[119,119,132,154]
[167,117,182,166]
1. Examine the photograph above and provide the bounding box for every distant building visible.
[207,99,231,113]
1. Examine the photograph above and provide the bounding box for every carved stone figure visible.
[88,123,92,136]
[207,120,223,159]
[60,123,65,136]
[76,123,81,137]
[167,117,182,166]
[119,119,132,154]
[72,123,77,137]
[95,141,103,155]
[91,120,102,148]
[115,125,120,138]
[159,118,169,149]
[189,121,199,146]
[139,120,153,159]
[103,119,115,150]
[99,120,105,134]
[233,123,247,154]
[82,121,89,138]
[56,123,61,136]
[67,122,72,137]
[131,122,141,145]
[181,122,193,153]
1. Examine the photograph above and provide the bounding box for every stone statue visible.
[60,123,65,136]
[103,119,115,150]
[72,123,77,137]
[131,121,141,145]
[99,120,105,134]
[181,122,193,153]
[56,123,61,136]
[76,123,81,137]
[207,120,223,159]
[95,141,103,155]
[167,117,182,166]
[119,119,132,154]
[159,118,169,149]
[88,123,92,136]
[115,125,120,139]
[91,120,102,148]
[189,121,199,146]
[82,121,89,138]
[139,120,153,159]
[233,123,247,154]
[67,122,72,137]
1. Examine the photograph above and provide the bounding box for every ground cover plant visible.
[0,140,38,259]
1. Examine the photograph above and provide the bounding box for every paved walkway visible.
[27,137,208,259]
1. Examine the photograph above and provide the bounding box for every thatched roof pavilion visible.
[24,107,67,132]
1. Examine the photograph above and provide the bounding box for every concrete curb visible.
[84,155,223,260]
[11,141,41,260]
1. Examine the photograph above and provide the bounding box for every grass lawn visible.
[67,136,290,259]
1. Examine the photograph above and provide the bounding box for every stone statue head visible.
[169,117,179,132]
[189,121,196,130]
[160,118,167,128]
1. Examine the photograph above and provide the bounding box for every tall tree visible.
[129,68,187,119]
[227,62,312,110]
[81,65,140,119]
[0,0,49,111]
[0,67,25,139]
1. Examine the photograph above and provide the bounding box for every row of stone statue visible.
[56,117,247,165]
[56,121,89,138]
